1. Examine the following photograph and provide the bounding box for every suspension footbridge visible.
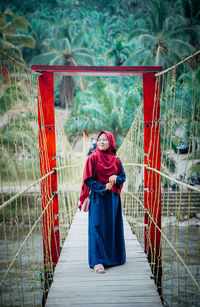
[0,50,200,306]
[46,211,162,307]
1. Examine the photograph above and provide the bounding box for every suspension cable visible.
[0,193,55,287]
[155,50,200,77]
[54,163,83,172]
[125,190,200,290]
[124,163,200,192]
[0,171,54,211]
[0,161,84,211]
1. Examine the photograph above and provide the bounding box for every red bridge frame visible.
[31,65,162,286]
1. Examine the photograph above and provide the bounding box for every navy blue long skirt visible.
[87,182,126,268]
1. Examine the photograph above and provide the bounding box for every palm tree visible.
[65,80,142,148]
[0,10,35,64]
[125,0,196,68]
[32,17,94,108]
[176,68,200,152]
[0,10,35,86]
[180,0,200,49]
[23,10,53,63]
[106,35,132,66]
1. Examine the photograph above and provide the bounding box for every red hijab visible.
[79,131,123,209]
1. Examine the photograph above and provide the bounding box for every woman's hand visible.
[109,175,117,186]
[104,182,113,191]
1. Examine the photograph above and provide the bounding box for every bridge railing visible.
[118,50,200,306]
[0,49,199,307]
[0,52,47,306]
[0,52,82,306]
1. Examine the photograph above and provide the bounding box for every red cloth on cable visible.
[79,131,123,210]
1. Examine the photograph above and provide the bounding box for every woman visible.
[79,131,126,274]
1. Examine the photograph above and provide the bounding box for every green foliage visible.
[189,162,200,175]
[5,34,35,48]
[159,65,200,157]
[126,0,198,68]
[106,35,132,66]
[162,153,176,173]
[0,116,39,181]
[1,0,199,158]
[175,68,200,139]
[2,0,197,69]
[65,79,142,148]
[0,84,28,114]
[0,10,35,63]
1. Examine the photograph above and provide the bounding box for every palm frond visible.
[50,54,63,65]
[3,16,27,34]
[5,34,36,48]
[169,39,195,54]
[32,52,59,65]
[74,53,94,65]
[0,39,23,62]
[128,28,148,40]
[138,34,156,46]
[124,48,152,65]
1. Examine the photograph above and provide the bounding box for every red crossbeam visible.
[31,65,162,76]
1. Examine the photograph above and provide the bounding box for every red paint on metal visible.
[34,64,163,289]
[38,72,60,273]
[31,65,162,76]
[143,73,162,288]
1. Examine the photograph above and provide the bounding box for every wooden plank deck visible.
[46,211,162,307]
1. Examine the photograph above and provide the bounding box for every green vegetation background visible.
[0,0,199,163]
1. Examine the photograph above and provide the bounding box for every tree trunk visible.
[1,64,10,84]
[59,76,75,109]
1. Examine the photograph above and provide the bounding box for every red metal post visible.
[143,73,162,289]
[38,72,60,274]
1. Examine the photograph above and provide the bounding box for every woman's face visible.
[97,133,109,151]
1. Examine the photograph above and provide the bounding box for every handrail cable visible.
[55,163,83,172]
[155,50,200,77]
[2,160,199,212]
[0,163,84,211]
[0,193,55,287]
[0,171,54,211]
[125,191,200,290]
[124,163,200,192]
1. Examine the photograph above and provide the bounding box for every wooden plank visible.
[46,211,162,307]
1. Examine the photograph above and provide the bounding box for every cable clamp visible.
[39,124,54,130]
[144,121,159,127]
[144,120,159,124]
[52,155,62,160]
